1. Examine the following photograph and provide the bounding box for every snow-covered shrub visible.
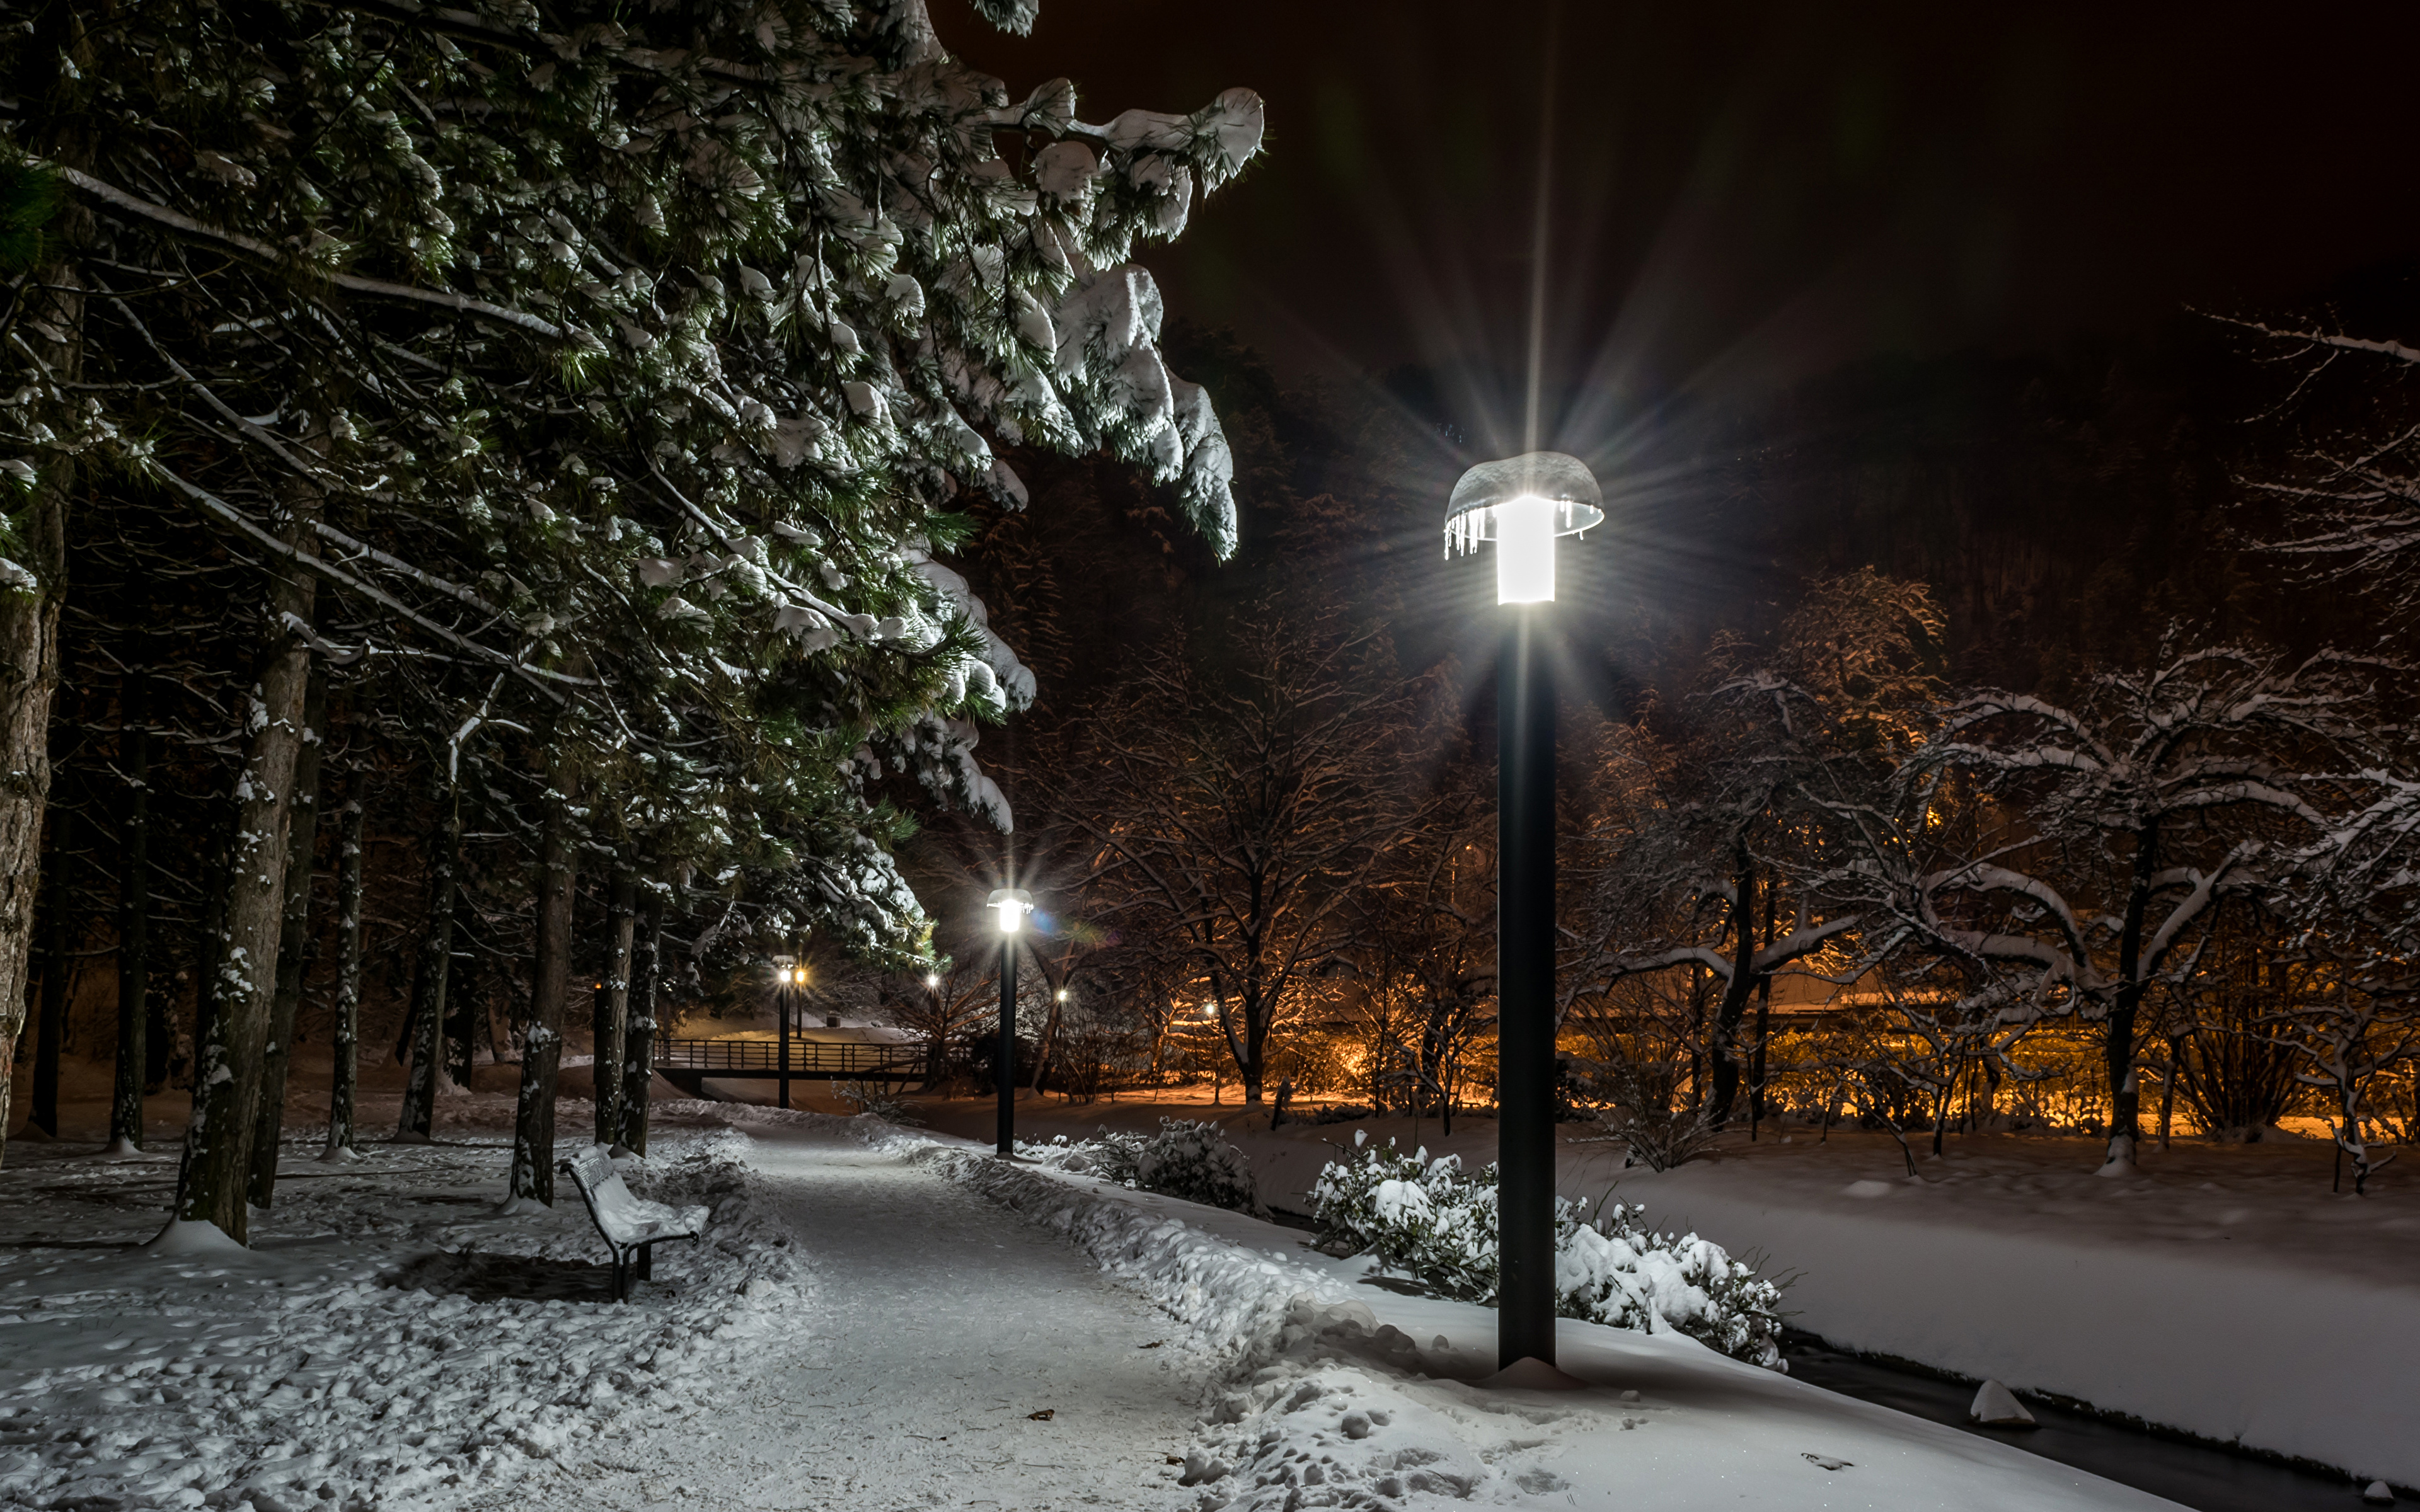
[1031,1119,1264,1215]
[1308,1137,1787,1369]
[1558,1203,1787,1370]
[1305,1138,1498,1300]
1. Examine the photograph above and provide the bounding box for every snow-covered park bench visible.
[557,1145,708,1302]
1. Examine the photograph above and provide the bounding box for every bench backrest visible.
[561,1146,643,1232]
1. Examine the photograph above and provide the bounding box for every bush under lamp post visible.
[987,888,1034,1156]
[1443,450,1603,1372]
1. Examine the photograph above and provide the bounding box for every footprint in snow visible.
[1802,1453,1853,1471]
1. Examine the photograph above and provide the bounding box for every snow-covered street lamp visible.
[1444,450,1601,1373]
[987,888,1034,1156]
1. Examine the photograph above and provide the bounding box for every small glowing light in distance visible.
[1056,988,1068,1002]
[926,972,941,990]
[1494,495,1557,605]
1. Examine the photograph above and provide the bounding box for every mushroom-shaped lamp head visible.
[1443,450,1603,604]
[985,887,1035,934]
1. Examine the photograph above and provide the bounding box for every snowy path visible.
[495,1126,1209,1512]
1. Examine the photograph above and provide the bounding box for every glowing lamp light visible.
[986,887,1034,935]
[1442,451,1604,605]
[925,972,941,990]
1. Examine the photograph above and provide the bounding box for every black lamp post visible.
[987,888,1033,1156]
[772,956,798,1110]
[1444,450,1602,1372]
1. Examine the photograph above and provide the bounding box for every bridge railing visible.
[650,1037,925,1078]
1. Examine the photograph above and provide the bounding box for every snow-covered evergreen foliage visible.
[4,0,1260,966]
[1030,1118,1263,1215]
[1307,1140,1787,1368]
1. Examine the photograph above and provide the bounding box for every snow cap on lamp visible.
[985,887,1034,933]
[1443,450,1603,604]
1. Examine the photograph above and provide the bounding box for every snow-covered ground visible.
[2,1087,2222,1510]
[1611,1132,2420,1491]
[0,1111,809,1511]
[909,1091,2420,1492]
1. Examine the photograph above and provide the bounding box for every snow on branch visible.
[55,165,568,341]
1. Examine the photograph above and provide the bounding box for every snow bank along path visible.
[0,1126,807,1511]
[919,1136,2185,1510]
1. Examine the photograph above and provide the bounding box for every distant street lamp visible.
[1444,450,1602,1372]
[986,888,1034,1156]
[772,956,799,1110]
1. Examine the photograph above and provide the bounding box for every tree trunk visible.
[30,806,72,1138]
[396,796,459,1142]
[925,989,950,1086]
[445,946,479,1088]
[2102,822,2162,1172]
[2158,1034,2181,1152]
[1708,861,1760,1128]
[596,866,635,1144]
[187,804,234,1096]
[0,484,63,1162]
[509,799,577,1203]
[0,9,87,1174]
[1030,978,1062,1099]
[324,794,363,1157]
[1226,985,1267,1104]
[110,660,148,1152]
[618,886,664,1155]
[1749,888,1776,1140]
[247,664,326,1206]
[176,493,320,1244]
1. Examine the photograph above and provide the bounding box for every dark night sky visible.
[950,0,2420,447]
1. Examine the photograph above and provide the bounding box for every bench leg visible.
[638,1242,654,1283]
[612,1248,629,1303]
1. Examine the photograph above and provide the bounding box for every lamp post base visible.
[1480,1356,1591,1392]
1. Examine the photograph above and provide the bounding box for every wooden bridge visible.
[648,1036,928,1104]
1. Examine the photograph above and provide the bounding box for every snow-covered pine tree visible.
[0,1,1260,1191]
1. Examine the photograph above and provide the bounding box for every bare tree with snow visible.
[2226,319,2420,634]
[1579,570,1944,1129]
[1068,604,1423,1103]
[1873,640,2379,1174]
